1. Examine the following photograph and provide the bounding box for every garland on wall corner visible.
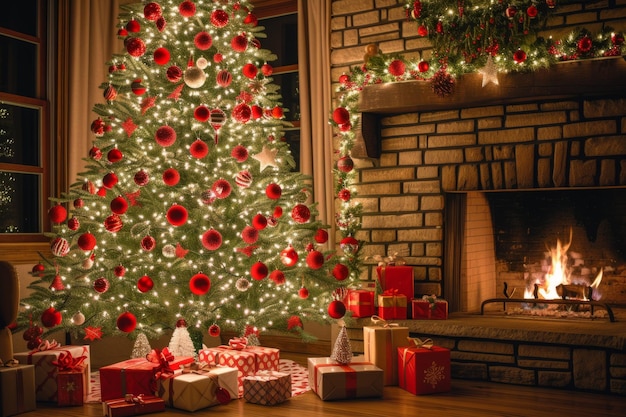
[330,0,625,277]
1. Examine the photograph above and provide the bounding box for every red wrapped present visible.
[102,394,165,417]
[412,296,448,319]
[363,317,410,386]
[376,265,414,317]
[198,345,256,397]
[377,290,407,320]
[0,363,36,416]
[243,370,291,405]
[57,370,85,407]
[398,339,451,395]
[100,352,194,402]
[307,357,383,401]
[244,345,280,372]
[347,290,375,318]
[15,343,90,402]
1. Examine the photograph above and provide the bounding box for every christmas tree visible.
[18,0,352,344]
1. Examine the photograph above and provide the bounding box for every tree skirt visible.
[87,359,310,402]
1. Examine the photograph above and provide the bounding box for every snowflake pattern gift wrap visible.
[243,370,291,405]
[397,342,451,395]
[307,357,383,401]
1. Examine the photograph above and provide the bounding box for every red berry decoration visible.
[306,250,324,270]
[241,226,259,244]
[126,37,147,57]
[179,0,196,17]
[41,307,62,328]
[231,34,248,52]
[143,2,162,20]
[104,214,123,233]
[298,287,309,299]
[327,300,346,319]
[137,275,154,293]
[280,246,298,267]
[265,183,282,199]
[291,204,311,223]
[48,205,67,223]
[141,235,156,251]
[250,261,268,280]
[167,204,188,226]
[211,9,229,27]
[102,172,118,189]
[153,47,170,65]
[107,148,123,163]
[252,214,267,230]
[314,228,329,244]
[77,232,97,251]
[332,107,350,125]
[134,170,150,186]
[190,273,211,295]
[155,125,177,147]
[162,168,180,186]
[110,196,129,215]
[94,277,110,293]
[388,59,406,76]
[194,31,212,50]
[332,263,350,281]
[117,311,137,333]
[208,323,220,337]
[269,269,285,285]
[212,179,232,199]
[201,229,222,250]
[231,145,248,162]
[242,63,258,79]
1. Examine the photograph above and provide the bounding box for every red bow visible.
[382,288,399,296]
[124,394,145,404]
[51,351,87,372]
[147,347,176,379]
[228,337,248,350]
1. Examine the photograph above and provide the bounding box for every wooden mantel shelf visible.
[356,56,626,158]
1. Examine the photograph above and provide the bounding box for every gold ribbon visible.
[370,315,399,327]
[407,336,433,349]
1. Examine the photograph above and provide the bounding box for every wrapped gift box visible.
[244,346,280,372]
[377,265,414,317]
[412,298,448,320]
[398,345,451,395]
[363,324,409,386]
[0,364,36,416]
[100,356,194,402]
[103,395,165,417]
[158,366,237,411]
[307,357,383,401]
[198,347,256,397]
[347,290,375,318]
[15,344,90,402]
[57,369,85,406]
[377,293,407,320]
[243,370,291,405]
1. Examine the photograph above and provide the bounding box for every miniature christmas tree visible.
[131,332,152,358]
[330,325,352,365]
[18,0,351,342]
[168,319,197,358]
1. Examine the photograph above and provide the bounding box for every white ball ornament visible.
[184,66,206,88]
[72,312,85,325]
[82,256,94,269]
[162,244,177,258]
[196,57,208,69]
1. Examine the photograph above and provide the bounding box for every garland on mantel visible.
[331,0,625,278]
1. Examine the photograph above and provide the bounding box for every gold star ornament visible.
[478,55,499,87]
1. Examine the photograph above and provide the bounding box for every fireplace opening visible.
[444,188,626,317]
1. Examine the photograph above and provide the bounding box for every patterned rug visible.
[87,359,310,403]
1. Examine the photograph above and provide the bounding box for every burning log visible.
[556,284,593,300]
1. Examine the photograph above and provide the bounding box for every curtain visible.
[297,0,335,247]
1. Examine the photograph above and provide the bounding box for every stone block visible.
[489,366,535,385]
[515,144,535,188]
[568,159,597,187]
[452,362,488,380]
[457,340,514,355]
[493,145,513,160]
[429,133,476,148]
[457,164,479,190]
[517,359,569,370]
[403,180,441,194]
[538,371,572,388]
[397,228,441,242]
[354,182,401,196]
[479,127,535,145]
[584,98,626,118]
[382,136,419,151]
[424,213,442,227]
[537,158,551,188]
[424,149,464,165]
[573,349,607,391]
[436,120,475,134]
[610,379,626,395]
[441,165,457,191]
[477,117,502,130]
[420,195,443,210]
[416,166,438,179]
[553,141,568,186]
[479,163,492,189]
[461,106,504,119]
[599,159,616,186]
[361,213,423,229]
[420,110,460,123]
[465,147,484,162]
[397,150,422,166]
[518,344,570,360]
[505,111,566,128]
[585,136,626,157]
[360,166,415,183]
[380,196,418,212]
[563,120,617,138]
[371,229,396,243]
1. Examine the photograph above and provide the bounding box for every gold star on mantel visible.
[478,55,499,87]
[253,145,279,171]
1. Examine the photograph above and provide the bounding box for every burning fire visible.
[525,228,603,301]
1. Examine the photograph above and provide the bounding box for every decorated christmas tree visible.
[18,0,352,345]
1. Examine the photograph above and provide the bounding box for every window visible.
[0,0,51,262]
[253,0,300,171]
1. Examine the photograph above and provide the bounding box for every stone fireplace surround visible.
[350,57,626,394]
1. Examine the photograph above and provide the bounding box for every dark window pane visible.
[273,72,300,122]
[259,13,297,67]
[0,0,39,37]
[0,103,40,166]
[0,171,40,233]
[0,35,38,97]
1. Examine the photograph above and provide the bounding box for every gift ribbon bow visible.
[371,253,406,266]
[0,358,19,367]
[51,351,87,372]
[407,337,433,349]
[382,288,400,296]
[124,394,145,404]
[146,347,176,379]
[228,336,248,350]
[181,361,213,374]
[32,339,60,353]
[370,315,399,327]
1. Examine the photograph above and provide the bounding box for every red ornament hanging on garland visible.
[418,60,430,73]
[388,59,406,77]
[332,107,350,125]
[208,323,221,337]
[513,49,527,64]
[117,311,137,333]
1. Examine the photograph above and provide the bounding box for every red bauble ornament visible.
[194,105,210,122]
[241,226,259,244]
[31,262,45,276]
[41,307,62,328]
[126,19,140,33]
[213,53,223,63]
[114,264,126,277]
[291,204,311,223]
[298,287,309,299]
[336,156,353,174]
[231,145,249,162]
[143,2,162,20]
[327,300,346,319]
[505,5,517,19]
[250,261,268,280]
[332,107,350,125]
[166,65,183,82]
[108,148,123,163]
[235,170,252,188]
[137,275,154,293]
[306,250,324,270]
[418,25,428,37]
[190,273,211,295]
[271,106,284,119]
[261,63,273,76]
[167,204,188,226]
[242,63,258,79]
[251,105,263,120]
[134,170,150,186]
[116,311,137,333]
[269,269,285,285]
[211,10,229,27]
[265,183,282,200]
[179,0,196,17]
[126,37,147,57]
[102,172,118,189]
[103,84,117,101]
[338,189,351,201]
[190,139,209,159]
[388,59,406,76]
[163,168,180,186]
[141,235,156,251]
[244,13,258,26]
[418,60,430,73]
[155,125,177,147]
[273,206,283,218]
[513,49,527,64]
[81,180,96,194]
[73,198,84,209]
[340,236,359,254]
[314,228,329,244]
[48,205,67,223]
[97,187,107,197]
[23,325,43,341]
[51,237,70,257]
[77,232,97,251]
[216,69,232,87]
[117,28,128,37]
[526,5,538,18]
[577,36,593,53]
[252,213,267,230]
[208,323,220,337]
[232,102,251,123]
[89,146,102,160]
[332,263,350,281]
[67,217,79,231]
[201,229,222,250]
[212,179,232,199]
[104,214,123,233]
[231,34,248,52]
[153,47,170,65]
[110,196,129,215]
[280,246,298,267]
[194,31,212,50]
